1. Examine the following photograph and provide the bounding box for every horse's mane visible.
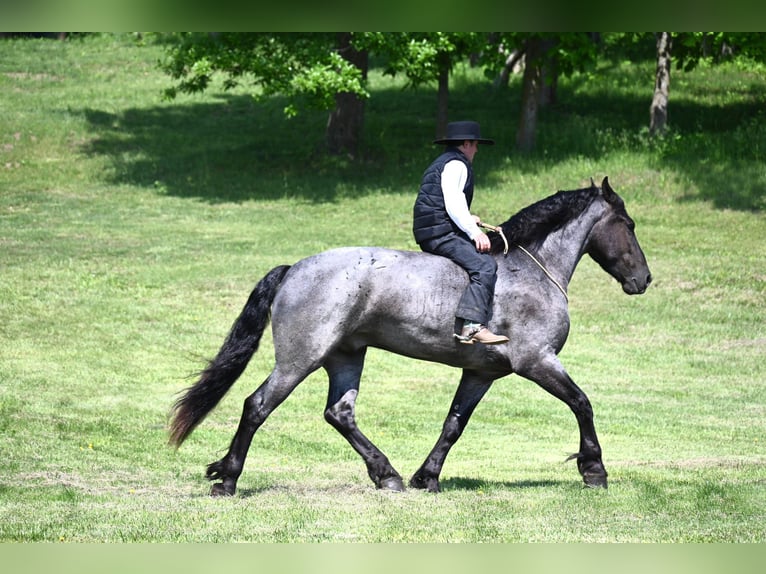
[489,183,600,255]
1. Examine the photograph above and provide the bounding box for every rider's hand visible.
[474,232,491,253]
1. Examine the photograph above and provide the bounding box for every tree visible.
[672,32,766,71]
[361,33,485,139]
[608,32,766,136]
[161,33,369,156]
[161,32,489,155]
[650,32,672,136]
[515,36,548,152]
[326,33,368,156]
[484,33,599,152]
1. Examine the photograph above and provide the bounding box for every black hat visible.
[433,121,495,145]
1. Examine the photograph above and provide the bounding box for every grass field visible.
[1,34,765,543]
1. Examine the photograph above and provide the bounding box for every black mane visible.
[489,183,600,255]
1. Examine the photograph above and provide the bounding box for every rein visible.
[478,222,568,301]
[515,244,569,302]
[477,221,508,255]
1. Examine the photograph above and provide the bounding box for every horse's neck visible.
[535,199,604,285]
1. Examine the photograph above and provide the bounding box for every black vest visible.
[412,148,474,243]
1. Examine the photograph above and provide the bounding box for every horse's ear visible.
[590,177,596,188]
[601,176,615,200]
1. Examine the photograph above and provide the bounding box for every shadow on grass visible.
[225,477,571,498]
[78,93,348,203]
[530,80,765,211]
[439,476,568,491]
[76,69,765,211]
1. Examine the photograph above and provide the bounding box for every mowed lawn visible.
[0,35,764,542]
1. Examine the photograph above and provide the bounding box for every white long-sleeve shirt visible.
[441,159,481,240]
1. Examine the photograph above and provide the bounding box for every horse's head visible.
[586,177,652,295]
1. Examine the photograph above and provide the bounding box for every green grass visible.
[1,34,765,542]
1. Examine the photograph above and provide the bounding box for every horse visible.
[169,176,652,496]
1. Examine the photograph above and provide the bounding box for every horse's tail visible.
[168,265,292,447]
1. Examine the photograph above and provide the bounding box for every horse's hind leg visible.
[323,348,405,491]
[410,370,494,493]
[207,364,310,496]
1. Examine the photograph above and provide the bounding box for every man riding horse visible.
[413,121,509,346]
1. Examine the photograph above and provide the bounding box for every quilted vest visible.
[412,147,474,243]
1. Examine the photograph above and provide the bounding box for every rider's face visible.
[460,140,479,163]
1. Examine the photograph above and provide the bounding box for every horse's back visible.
[285,246,460,289]
[276,246,463,309]
[270,246,467,358]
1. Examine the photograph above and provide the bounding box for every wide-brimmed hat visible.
[433,120,494,145]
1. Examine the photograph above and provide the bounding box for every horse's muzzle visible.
[622,272,652,295]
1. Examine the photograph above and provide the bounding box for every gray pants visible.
[419,232,498,325]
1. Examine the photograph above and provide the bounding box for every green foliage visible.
[161,33,367,116]
[361,32,484,87]
[672,32,766,71]
[602,32,766,72]
[159,32,766,140]
[161,32,492,117]
[471,33,601,84]
[601,32,657,63]
[0,34,764,543]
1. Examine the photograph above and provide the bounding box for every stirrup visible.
[454,331,477,344]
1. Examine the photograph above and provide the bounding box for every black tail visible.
[169,265,291,447]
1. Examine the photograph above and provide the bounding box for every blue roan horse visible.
[170,177,652,496]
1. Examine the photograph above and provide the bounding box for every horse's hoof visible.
[582,473,608,489]
[210,482,234,497]
[378,476,405,492]
[409,474,441,493]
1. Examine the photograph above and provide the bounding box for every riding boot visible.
[454,323,509,345]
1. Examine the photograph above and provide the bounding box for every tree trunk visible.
[435,51,450,140]
[650,32,672,136]
[538,46,558,107]
[516,37,545,152]
[495,48,525,88]
[326,33,368,156]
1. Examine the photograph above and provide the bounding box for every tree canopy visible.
[160,32,766,153]
[161,33,368,118]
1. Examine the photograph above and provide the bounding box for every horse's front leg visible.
[519,355,608,488]
[410,370,494,493]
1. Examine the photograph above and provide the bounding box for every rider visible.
[413,120,509,345]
